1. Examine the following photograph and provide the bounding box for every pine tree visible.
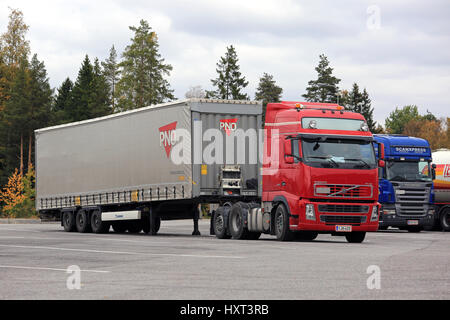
[347,83,363,113]
[206,45,249,100]
[360,88,376,132]
[27,54,53,169]
[4,58,30,176]
[90,58,111,118]
[116,20,174,111]
[70,55,111,122]
[53,77,74,124]
[302,54,341,103]
[254,73,283,123]
[101,45,120,111]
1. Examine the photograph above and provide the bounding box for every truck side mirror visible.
[379,142,385,160]
[284,139,294,164]
[432,163,436,180]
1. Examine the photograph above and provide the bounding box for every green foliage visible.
[302,54,341,103]
[116,20,174,111]
[255,73,282,123]
[101,45,120,111]
[69,55,112,122]
[53,77,74,124]
[206,45,249,100]
[385,105,421,134]
[345,83,376,132]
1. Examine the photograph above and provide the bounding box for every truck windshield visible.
[386,160,432,182]
[301,138,376,169]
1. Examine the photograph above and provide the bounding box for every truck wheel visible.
[440,209,450,231]
[294,231,318,241]
[62,212,76,232]
[127,220,143,233]
[345,232,366,243]
[143,216,161,234]
[213,209,231,239]
[112,222,127,233]
[90,210,110,233]
[229,203,250,240]
[75,210,91,233]
[274,204,293,241]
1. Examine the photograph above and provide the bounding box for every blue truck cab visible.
[374,134,435,232]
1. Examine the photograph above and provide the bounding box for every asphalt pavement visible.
[0,220,449,299]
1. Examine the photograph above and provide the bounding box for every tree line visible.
[0,9,448,217]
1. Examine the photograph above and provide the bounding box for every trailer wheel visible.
[90,210,110,234]
[75,210,91,233]
[294,231,318,241]
[229,203,250,240]
[62,212,76,232]
[112,222,127,233]
[345,232,366,243]
[127,221,143,233]
[274,204,293,241]
[213,208,231,239]
[143,216,161,234]
[440,208,450,231]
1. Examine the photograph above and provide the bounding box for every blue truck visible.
[374,134,435,232]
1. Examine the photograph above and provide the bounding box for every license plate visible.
[335,225,352,232]
[407,220,419,226]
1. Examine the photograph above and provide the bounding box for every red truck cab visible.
[262,101,381,243]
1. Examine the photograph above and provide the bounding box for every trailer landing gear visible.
[192,206,201,236]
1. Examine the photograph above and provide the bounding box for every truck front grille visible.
[394,185,430,216]
[314,184,373,198]
[318,205,369,213]
[320,215,367,224]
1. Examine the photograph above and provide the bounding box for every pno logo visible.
[220,118,238,136]
[159,121,177,158]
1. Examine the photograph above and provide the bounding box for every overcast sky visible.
[0,0,449,126]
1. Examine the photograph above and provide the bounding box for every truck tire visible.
[294,231,318,241]
[90,210,110,234]
[345,232,366,243]
[143,216,161,234]
[440,208,450,231]
[75,210,91,233]
[127,220,143,233]
[112,221,127,233]
[274,204,293,241]
[229,203,250,240]
[62,212,76,232]
[213,208,231,239]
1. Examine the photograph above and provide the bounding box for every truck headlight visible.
[305,204,316,221]
[428,208,435,216]
[383,209,396,215]
[371,206,379,222]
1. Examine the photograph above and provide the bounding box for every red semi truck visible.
[212,101,382,243]
[36,99,381,243]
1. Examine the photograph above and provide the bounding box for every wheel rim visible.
[276,212,283,235]
[78,213,85,227]
[64,214,70,226]
[93,213,100,228]
[232,213,241,231]
[444,212,450,227]
[215,214,224,233]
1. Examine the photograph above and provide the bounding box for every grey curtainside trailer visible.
[36,99,262,235]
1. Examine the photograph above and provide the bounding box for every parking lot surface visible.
[0,220,449,299]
